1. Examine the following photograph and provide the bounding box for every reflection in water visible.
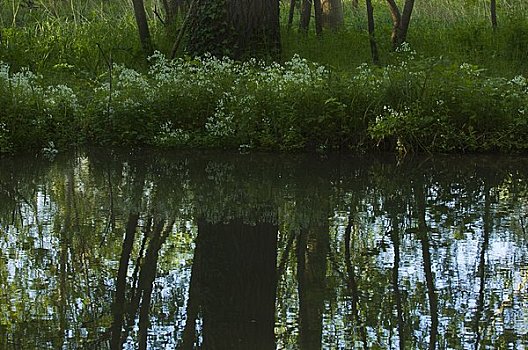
[192,220,278,349]
[1,151,528,349]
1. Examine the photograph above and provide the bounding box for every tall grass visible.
[1,0,527,76]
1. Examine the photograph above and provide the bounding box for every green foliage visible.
[366,47,528,152]
[1,50,528,153]
[1,0,528,153]
[0,62,80,153]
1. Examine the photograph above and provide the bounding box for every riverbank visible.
[1,49,527,155]
[1,0,527,155]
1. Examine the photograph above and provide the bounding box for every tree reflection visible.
[414,181,439,350]
[2,153,528,349]
[297,223,329,350]
[181,219,278,349]
[474,185,491,350]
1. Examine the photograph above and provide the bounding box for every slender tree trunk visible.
[179,226,204,350]
[314,0,323,35]
[490,0,497,30]
[58,171,74,348]
[366,0,379,64]
[132,0,153,56]
[300,0,312,32]
[138,220,173,350]
[321,0,343,30]
[288,0,296,29]
[386,0,415,49]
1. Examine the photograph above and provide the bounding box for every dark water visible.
[1,150,528,349]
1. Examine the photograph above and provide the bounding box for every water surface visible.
[1,150,528,349]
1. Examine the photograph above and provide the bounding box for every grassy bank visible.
[0,0,527,154]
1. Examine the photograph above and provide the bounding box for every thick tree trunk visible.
[321,0,343,30]
[132,0,153,56]
[386,0,415,49]
[187,0,280,59]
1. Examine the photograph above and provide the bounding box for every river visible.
[1,149,527,349]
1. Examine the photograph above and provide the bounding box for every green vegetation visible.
[0,0,527,153]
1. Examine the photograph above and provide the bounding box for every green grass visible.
[1,0,527,76]
[0,0,527,154]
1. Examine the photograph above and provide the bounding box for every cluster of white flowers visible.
[352,63,385,90]
[1,62,80,115]
[0,62,9,81]
[147,52,328,97]
[510,75,528,94]
[115,65,150,91]
[155,122,190,144]
[0,62,44,99]
[375,105,410,123]
[458,62,483,77]
[206,93,236,137]
[45,85,79,112]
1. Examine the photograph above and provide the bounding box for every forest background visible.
[0,0,527,154]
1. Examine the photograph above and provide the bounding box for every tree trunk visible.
[386,0,415,49]
[287,0,296,29]
[490,0,497,30]
[110,213,139,350]
[344,216,368,349]
[365,0,379,64]
[300,0,312,32]
[321,0,343,30]
[187,0,281,59]
[313,0,323,35]
[132,0,153,56]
